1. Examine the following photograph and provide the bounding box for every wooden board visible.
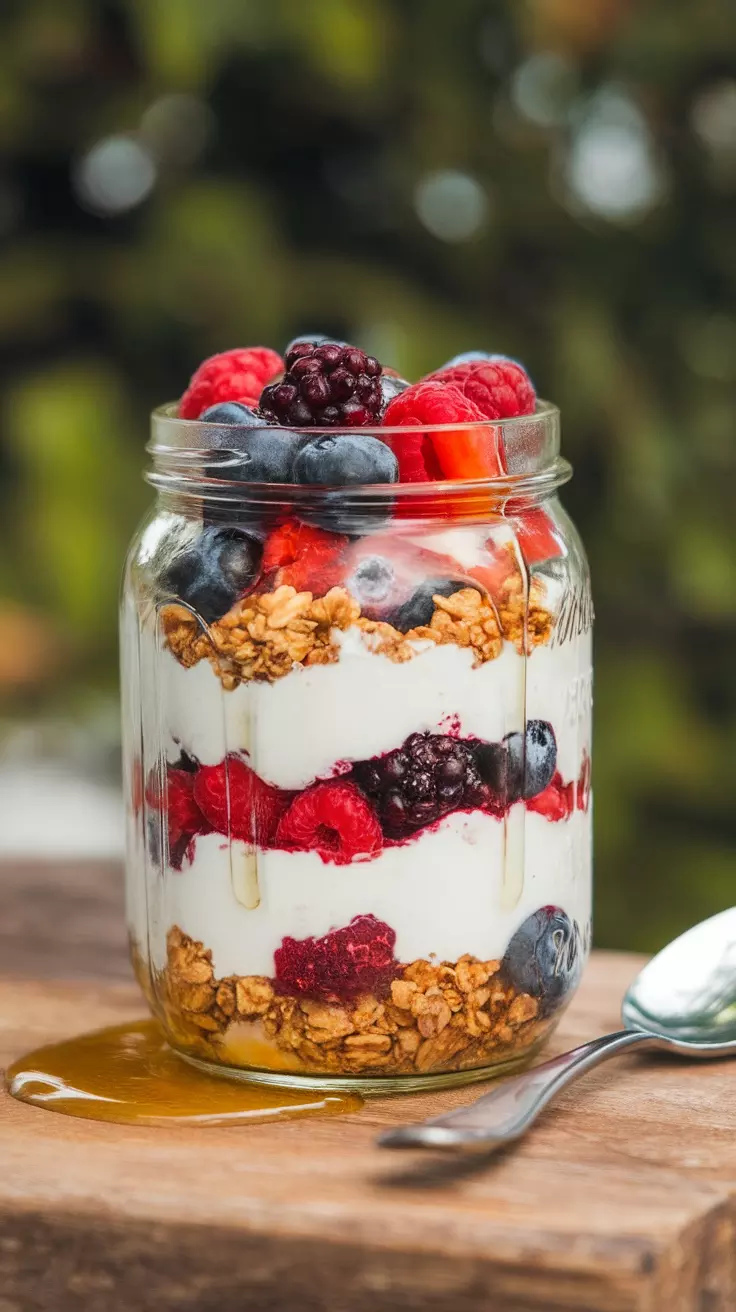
[1,862,736,1311]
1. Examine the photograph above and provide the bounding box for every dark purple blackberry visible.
[260,341,384,428]
[352,732,491,838]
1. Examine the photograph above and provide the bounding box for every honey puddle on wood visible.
[5,1019,363,1126]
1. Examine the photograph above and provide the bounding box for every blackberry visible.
[260,341,384,428]
[352,732,490,838]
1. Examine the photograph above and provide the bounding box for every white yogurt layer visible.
[157,626,591,791]
[136,806,591,978]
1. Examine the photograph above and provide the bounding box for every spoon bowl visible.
[622,907,736,1051]
[379,907,736,1152]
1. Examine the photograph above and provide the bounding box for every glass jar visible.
[121,403,593,1092]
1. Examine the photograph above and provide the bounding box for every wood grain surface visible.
[1,861,735,1312]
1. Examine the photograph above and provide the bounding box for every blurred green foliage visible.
[0,0,734,950]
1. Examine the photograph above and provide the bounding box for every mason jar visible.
[121,402,593,1092]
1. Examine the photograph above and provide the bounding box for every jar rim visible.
[151,398,559,439]
[148,399,568,508]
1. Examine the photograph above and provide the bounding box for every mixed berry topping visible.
[274,914,398,1003]
[179,338,538,492]
[352,732,491,838]
[180,347,283,420]
[502,907,583,1016]
[260,341,384,428]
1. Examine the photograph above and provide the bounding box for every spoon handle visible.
[379,1028,653,1151]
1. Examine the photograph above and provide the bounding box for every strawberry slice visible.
[261,519,349,593]
[506,506,563,566]
[383,381,505,482]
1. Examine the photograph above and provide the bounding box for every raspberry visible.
[275,781,383,865]
[261,519,349,593]
[382,381,503,481]
[180,348,283,420]
[260,341,383,428]
[145,765,211,871]
[352,732,491,838]
[274,914,398,1003]
[431,359,536,420]
[194,756,289,846]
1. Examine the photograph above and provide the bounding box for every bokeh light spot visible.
[73,136,156,216]
[511,52,578,127]
[414,170,489,242]
[561,88,665,222]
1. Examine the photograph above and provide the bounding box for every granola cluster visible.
[159,927,545,1077]
[161,565,552,689]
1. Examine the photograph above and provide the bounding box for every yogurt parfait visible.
[121,342,593,1090]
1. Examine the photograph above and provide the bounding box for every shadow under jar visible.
[121,403,593,1093]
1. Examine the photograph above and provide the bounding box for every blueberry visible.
[159,526,263,624]
[388,578,468,633]
[502,908,582,1015]
[521,720,558,798]
[475,720,557,802]
[212,428,302,485]
[439,351,494,370]
[200,402,260,427]
[379,376,410,412]
[293,434,398,487]
[348,556,396,608]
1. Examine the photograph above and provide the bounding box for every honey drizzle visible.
[5,1019,362,1126]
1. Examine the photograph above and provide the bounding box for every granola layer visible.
[158,926,548,1077]
[161,569,553,689]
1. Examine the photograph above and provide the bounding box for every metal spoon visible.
[379,907,736,1153]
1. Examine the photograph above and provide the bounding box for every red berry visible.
[179,348,283,420]
[383,380,504,481]
[261,519,349,593]
[526,772,574,822]
[145,766,211,871]
[166,768,209,844]
[506,506,563,566]
[194,756,290,846]
[274,914,398,1002]
[432,359,536,420]
[275,781,383,865]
